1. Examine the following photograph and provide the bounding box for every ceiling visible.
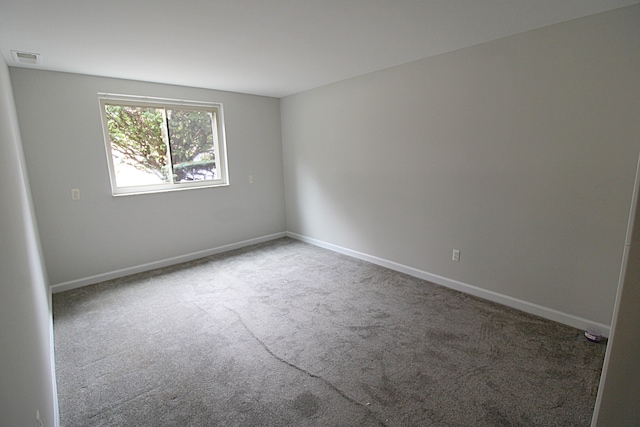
[1,0,638,98]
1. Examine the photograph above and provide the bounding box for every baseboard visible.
[286,231,611,337]
[51,230,611,337]
[50,232,287,294]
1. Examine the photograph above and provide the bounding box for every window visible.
[99,94,228,195]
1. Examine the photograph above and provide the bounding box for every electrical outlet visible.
[248,175,254,184]
[71,188,80,200]
[452,249,460,262]
[36,409,43,427]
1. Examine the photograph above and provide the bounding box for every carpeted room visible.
[53,238,606,426]
[1,1,640,426]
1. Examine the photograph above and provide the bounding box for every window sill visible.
[112,182,230,197]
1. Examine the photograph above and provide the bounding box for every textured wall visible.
[11,69,286,286]
[281,5,640,327]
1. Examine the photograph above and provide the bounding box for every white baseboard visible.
[286,231,611,337]
[51,230,611,337]
[50,232,287,294]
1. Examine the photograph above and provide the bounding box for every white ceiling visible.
[1,0,638,98]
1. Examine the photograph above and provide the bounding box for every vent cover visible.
[11,50,42,65]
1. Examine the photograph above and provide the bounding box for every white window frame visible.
[98,93,229,196]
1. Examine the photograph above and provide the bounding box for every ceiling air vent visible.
[11,50,42,65]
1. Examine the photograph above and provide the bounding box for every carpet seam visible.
[223,305,387,426]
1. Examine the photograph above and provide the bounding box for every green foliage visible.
[106,105,217,183]
[167,109,216,181]
[106,105,168,180]
[172,159,217,181]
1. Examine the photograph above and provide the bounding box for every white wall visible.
[0,59,58,425]
[10,69,286,287]
[592,154,640,426]
[281,5,640,328]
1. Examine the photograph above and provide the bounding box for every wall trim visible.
[48,288,61,427]
[51,229,611,337]
[50,232,286,293]
[286,231,611,337]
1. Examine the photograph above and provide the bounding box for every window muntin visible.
[99,95,228,195]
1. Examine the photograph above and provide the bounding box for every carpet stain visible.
[348,324,383,339]
[293,392,321,417]
[482,402,512,426]
[369,309,391,320]
[362,374,401,405]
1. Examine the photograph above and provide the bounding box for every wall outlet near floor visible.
[71,188,80,200]
[248,175,254,184]
[452,249,461,262]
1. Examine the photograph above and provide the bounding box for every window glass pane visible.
[100,95,228,195]
[166,109,217,183]
[105,105,170,187]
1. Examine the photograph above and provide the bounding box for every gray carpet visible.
[53,237,606,426]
